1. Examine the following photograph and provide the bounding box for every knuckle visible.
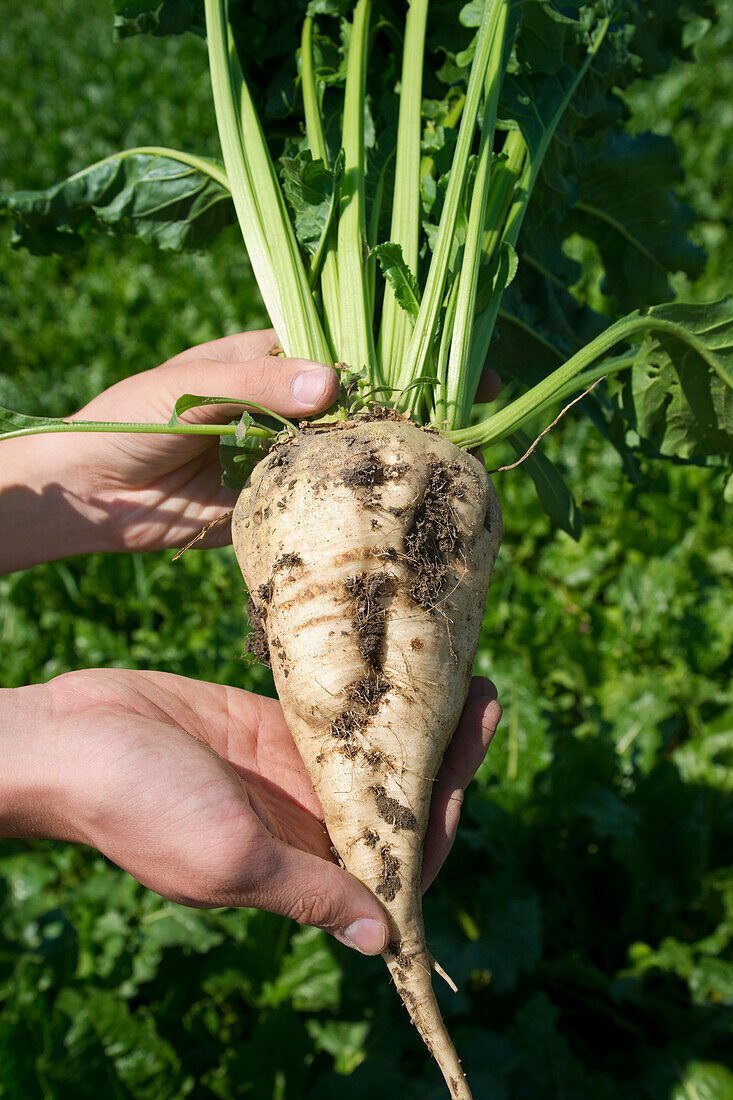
[243,356,289,403]
[217,330,279,362]
[190,819,261,907]
[197,864,250,907]
[161,356,204,384]
[287,885,336,931]
[47,670,106,716]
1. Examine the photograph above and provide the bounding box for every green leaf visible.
[306,1019,370,1075]
[169,395,293,491]
[394,374,439,403]
[139,904,226,954]
[260,926,341,1013]
[306,0,351,18]
[623,298,733,464]
[56,987,190,1098]
[0,400,246,444]
[474,241,518,314]
[488,255,644,476]
[570,131,706,311]
[497,0,706,327]
[235,410,254,443]
[674,713,733,794]
[219,425,271,491]
[371,242,420,320]
[279,150,343,258]
[112,0,202,38]
[217,404,290,492]
[0,405,61,435]
[167,393,253,426]
[493,260,606,384]
[671,1062,733,1100]
[506,430,583,540]
[0,151,232,255]
[168,393,293,436]
[459,1,486,30]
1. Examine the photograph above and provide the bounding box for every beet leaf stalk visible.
[2,0,728,494]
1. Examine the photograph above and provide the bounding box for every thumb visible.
[162,356,339,423]
[256,831,390,955]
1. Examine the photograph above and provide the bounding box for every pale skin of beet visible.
[232,418,502,1099]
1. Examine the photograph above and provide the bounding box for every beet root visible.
[232,418,502,1099]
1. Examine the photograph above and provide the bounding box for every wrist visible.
[0,681,88,842]
[0,434,110,573]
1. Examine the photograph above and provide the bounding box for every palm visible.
[59,669,331,875]
[55,668,499,905]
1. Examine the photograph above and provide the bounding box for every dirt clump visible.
[275,551,302,570]
[258,581,273,604]
[386,940,413,970]
[375,845,402,901]
[347,672,390,713]
[344,571,394,663]
[331,709,359,736]
[403,458,462,609]
[340,450,385,491]
[266,446,297,487]
[371,784,417,831]
[339,444,409,495]
[245,597,270,665]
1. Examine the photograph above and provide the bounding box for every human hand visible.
[0,329,338,571]
[0,670,500,953]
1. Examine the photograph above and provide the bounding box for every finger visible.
[161,355,339,421]
[474,368,502,404]
[438,677,500,788]
[168,328,280,366]
[250,830,390,955]
[421,678,501,892]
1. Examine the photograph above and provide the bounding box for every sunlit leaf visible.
[371,242,421,320]
[0,151,232,255]
[280,149,344,261]
[623,297,733,463]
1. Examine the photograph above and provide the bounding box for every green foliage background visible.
[1,2,732,1097]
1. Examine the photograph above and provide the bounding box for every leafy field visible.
[1,3,732,1098]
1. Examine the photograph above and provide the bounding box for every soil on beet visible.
[245,596,270,665]
[344,571,394,663]
[375,845,402,901]
[403,459,463,609]
[244,432,472,670]
[370,784,417,831]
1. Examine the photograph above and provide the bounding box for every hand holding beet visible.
[0,329,338,572]
[0,670,500,951]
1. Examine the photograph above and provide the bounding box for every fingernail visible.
[342,918,388,955]
[292,366,333,407]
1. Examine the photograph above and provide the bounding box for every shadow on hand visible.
[229,763,333,863]
[1,481,230,573]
